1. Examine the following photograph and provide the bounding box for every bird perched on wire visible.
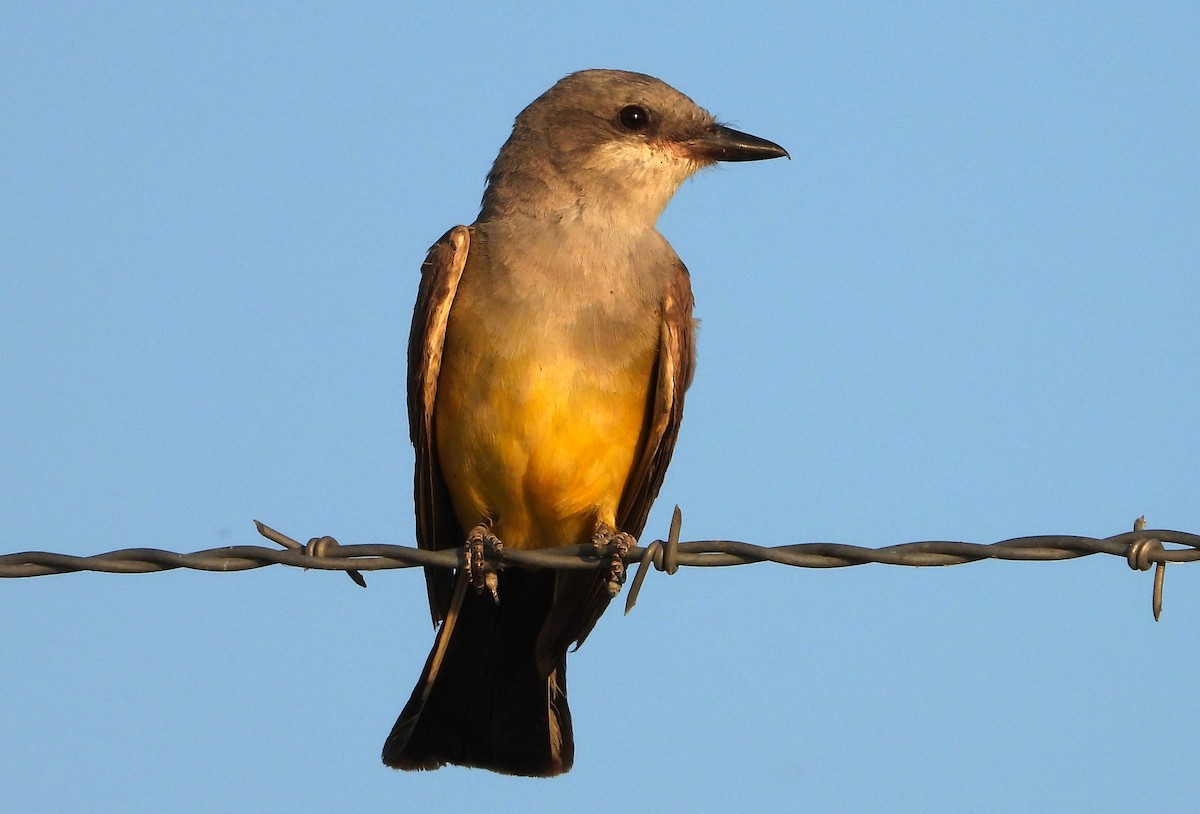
[383,68,788,777]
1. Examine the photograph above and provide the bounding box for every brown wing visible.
[536,260,696,666]
[616,260,697,538]
[407,225,471,625]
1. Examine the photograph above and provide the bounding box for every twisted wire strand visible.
[2,513,1188,620]
[3,518,1195,579]
[2,512,1190,622]
[3,511,1186,624]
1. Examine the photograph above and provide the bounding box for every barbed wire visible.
[1,511,1193,619]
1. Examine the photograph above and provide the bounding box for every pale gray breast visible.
[461,219,678,371]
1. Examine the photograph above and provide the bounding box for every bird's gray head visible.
[479,69,787,227]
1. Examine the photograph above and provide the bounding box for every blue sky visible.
[3,3,1198,811]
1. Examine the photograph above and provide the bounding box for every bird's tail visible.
[382,568,574,777]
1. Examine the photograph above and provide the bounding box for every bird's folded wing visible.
[407,225,471,625]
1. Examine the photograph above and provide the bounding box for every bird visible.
[382,69,788,777]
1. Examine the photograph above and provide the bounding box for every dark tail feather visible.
[382,569,574,777]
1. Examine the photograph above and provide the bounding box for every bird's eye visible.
[617,105,651,132]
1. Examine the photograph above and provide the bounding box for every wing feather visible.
[617,262,697,538]
[407,225,471,625]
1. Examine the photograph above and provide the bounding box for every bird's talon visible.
[465,523,504,598]
[592,526,634,597]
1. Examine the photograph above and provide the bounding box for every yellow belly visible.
[434,343,653,551]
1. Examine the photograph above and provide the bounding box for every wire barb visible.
[625,505,683,614]
[255,521,366,588]
[1125,516,1166,620]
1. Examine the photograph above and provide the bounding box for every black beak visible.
[689,123,789,162]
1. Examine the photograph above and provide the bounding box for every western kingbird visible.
[383,69,787,777]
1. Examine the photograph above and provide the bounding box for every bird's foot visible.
[464,523,504,603]
[592,524,635,598]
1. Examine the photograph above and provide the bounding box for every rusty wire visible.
[1,512,1192,619]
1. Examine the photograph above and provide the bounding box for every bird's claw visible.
[465,524,504,603]
[592,525,635,598]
